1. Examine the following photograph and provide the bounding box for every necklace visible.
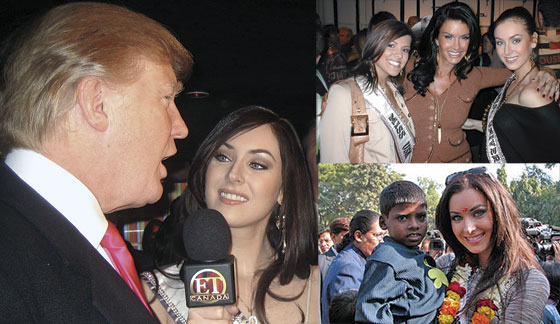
[482,64,536,132]
[437,261,509,324]
[235,291,259,324]
[430,78,457,144]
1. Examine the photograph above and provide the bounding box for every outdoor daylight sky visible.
[389,164,560,189]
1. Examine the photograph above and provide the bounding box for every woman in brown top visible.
[405,2,556,163]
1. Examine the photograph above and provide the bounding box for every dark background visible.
[1,0,316,221]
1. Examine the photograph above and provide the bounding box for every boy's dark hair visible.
[380,180,426,216]
[329,289,358,324]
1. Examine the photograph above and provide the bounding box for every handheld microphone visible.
[181,209,236,307]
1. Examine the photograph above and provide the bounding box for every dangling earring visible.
[276,214,286,254]
[369,62,376,80]
[531,51,537,67]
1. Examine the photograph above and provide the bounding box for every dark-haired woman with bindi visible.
[435,168,548,323]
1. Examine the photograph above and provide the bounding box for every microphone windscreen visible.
[183,209,231,262]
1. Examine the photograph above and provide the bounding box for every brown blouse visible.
[403,66,510,162]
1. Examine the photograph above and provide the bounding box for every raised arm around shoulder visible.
[478,67,512,89]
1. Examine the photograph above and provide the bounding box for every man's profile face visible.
[103,59,188,211]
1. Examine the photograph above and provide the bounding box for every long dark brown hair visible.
[436,173,540,315]
[352,19,412,94]
[180,105,317,323]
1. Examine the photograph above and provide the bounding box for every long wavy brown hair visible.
[436,172,541,315]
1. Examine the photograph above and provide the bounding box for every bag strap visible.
[347,79,368,163]
[320,78,369,163]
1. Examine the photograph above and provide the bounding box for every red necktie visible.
[101,222,153,315]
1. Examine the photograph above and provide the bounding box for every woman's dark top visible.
[481,101,560,162]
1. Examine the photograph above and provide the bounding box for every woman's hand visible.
[462,118,483,132]
[533,69,560,101]
[187,305,239,324]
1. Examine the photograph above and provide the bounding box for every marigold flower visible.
[471,312,490,324]
[437,314,454,324]
[446,290,460,301]
[477,306,495,320]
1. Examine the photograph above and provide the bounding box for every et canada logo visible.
[189,269,230,304]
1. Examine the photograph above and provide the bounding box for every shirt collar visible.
[5,148,107,249]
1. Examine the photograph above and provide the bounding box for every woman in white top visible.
[142,106,318,324]
[320,19,415,163]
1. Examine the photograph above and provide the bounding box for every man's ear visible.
[76,77,108,132]
[354,230,363,243]
[380,215,388,230]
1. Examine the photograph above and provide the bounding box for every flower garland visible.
[437,261,505,324]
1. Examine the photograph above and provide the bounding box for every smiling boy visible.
[355,181,445,324]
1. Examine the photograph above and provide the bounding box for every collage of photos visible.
[317,0,560,323]
[0,0,559,324]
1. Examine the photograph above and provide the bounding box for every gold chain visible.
[429,77,457,145]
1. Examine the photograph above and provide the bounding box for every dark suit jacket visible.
[0,162,158,323]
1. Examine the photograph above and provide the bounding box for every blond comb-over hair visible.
[0,2,193,154]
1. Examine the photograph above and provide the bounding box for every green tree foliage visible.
[496,164,508,190]
[509,165,560,226]
[318,164,402,227]
[416,177,442,231]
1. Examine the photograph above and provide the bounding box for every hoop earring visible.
[276,214,286,254]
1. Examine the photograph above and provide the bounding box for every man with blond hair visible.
[0,2,235,323]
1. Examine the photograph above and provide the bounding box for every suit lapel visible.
[0,163,156,323]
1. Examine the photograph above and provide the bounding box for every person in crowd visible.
[478,32,504,68]
[330,217,351,250]
[142,106,318,324]
[405,2,557,163]
[329,290,359,324]
[339,26,354,58]
[467,30,503,161]
[537,0,560,78]
[319,227,334,254]
[435,167,549,324]
[407,16,421,29]
[320,19,415,163]
[319,24,351,87]
[322,210,383,324]
[368,11,397,31]
[481,7,560,162]
[542,262,560,324]
[355,181,445,324]
[319,217,350,283]
[346,29,368,70]
[0,2,192,323]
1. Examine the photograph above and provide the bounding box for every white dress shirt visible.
[5,148,116,268]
